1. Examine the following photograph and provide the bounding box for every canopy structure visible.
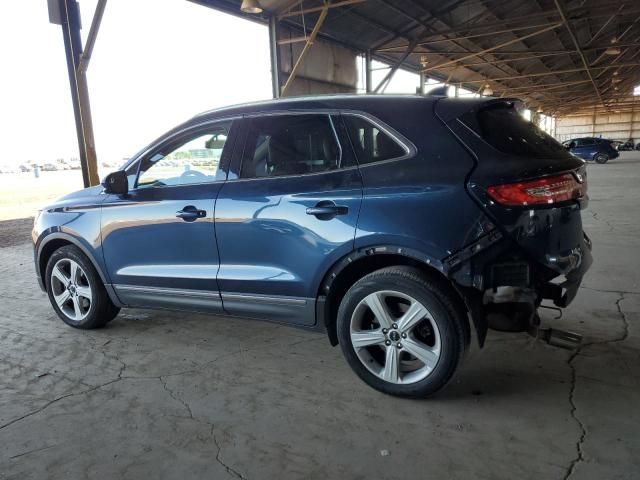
[195,0,640,115]
[50,0,640,186]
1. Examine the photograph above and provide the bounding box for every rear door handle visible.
[176,205,206,222]
[306,201,348,220]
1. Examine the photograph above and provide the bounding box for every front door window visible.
[137,122,232,188]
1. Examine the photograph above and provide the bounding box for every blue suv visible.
[563,136,619,163]
[33,95,592,397]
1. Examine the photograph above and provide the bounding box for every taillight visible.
[487,173,586,206]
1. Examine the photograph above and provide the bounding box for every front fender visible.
[36,232,106,284]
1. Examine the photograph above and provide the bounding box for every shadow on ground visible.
[0,217,33,248]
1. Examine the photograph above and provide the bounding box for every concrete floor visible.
[1,153,639,480]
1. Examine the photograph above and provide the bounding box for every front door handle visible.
[306,201,348,220]
[176,205,206,222]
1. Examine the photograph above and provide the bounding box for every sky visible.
[0,0,273,165]
[0,1,426,167]
[0,1,463,168]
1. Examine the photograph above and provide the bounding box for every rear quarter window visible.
[342,115,408,165]
[464,104,570,159]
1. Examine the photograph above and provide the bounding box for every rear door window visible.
[239,114,343,179]
[467,104,570,159]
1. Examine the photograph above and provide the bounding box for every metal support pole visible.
[280,6,329,97]
[630,100,635,140]
[78,0,107,74]
[374,32,424,93]
[365,50,372,93]
[57,0,99,187]
[268,15,281,99]
[418,71,425,95]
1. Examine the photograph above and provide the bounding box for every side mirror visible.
[102,170,128,195]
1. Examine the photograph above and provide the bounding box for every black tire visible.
[336,266,467,398]
[594,153,609,164]
[45,245,120,329]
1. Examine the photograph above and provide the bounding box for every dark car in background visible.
[33,95,591,397]
[563,136,619,163]
[616,139,635,151]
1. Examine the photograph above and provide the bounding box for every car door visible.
[214,112,362,326]
[101,119,237,312]
[574,138,595,160]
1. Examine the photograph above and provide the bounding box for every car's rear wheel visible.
[45,245,120,329]
[594,153,609,164]
[337,266,466,398]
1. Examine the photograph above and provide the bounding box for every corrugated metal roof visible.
[192,0,640,115]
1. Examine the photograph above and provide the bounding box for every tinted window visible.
[137,121,232,188]
[576,138,595,147]
[472,104,569,159]
[343,115,407,165]
[240,115,341,179]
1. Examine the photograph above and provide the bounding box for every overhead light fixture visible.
[537,106,543,113]
[605,36,620,55]
[482,84,493,96]
[240,0,263,14]
[613,70,619,75]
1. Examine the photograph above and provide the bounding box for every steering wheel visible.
[180,169,206,178]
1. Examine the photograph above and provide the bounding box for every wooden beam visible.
[280,5,329,96]
[453,62,640,83]
[78,0,107,74]
[553,0,606,109]
[373,32,424,93]
[421,23,562,72]
[585,3,625,47]
[278,0,366,19]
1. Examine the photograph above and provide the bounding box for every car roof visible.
[190,93,508,121]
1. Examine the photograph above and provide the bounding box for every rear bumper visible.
[446,196,592,310]
[547,231,592,307]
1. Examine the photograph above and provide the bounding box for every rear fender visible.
[317,245,487,347]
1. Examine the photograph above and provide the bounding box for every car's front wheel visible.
[45,245,120,329]
[337,266,466,398]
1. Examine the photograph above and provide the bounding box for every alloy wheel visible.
[50,258,93,322]
[349,290,441,385]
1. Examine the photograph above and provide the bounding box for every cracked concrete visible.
[563,293,630,480]
[1,152,640,479]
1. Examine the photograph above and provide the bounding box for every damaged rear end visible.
[436,97,592,346]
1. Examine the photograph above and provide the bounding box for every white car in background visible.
[0,165,19,174]
[66,159,81,170]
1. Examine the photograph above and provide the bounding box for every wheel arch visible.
[37,233,121,306]
[316,245,481,348]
